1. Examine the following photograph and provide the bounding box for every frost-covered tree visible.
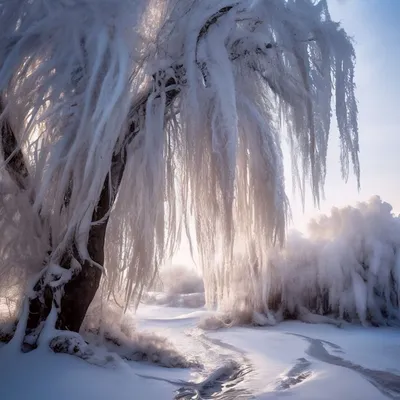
[201,197,400,329]
[0,0,358,350]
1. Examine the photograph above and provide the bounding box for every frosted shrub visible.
[210,197,400,328]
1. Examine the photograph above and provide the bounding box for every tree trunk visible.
[55,177,110,332]
[55,152,125,332]
[1,81,179,347]
[53,85,179,334]
[24,151,126,340]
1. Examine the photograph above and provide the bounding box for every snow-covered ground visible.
[1,302,399,400]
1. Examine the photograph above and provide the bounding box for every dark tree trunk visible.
[23,150,126,341]
[55,151,125,332]
[49,82,179,334]
[1,81,179,347]
[55,178,110,332]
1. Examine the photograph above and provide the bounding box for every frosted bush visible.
[159,265,204,295]
[210,197,400,328]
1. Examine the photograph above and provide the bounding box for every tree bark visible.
[22,150,126,341]
[55,151,125,332]
[1,79,180,347]
[53,84,179,333]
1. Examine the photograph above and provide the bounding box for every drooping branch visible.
[56,80,181,331]
[0,0,359,345]
[24,74,182,342]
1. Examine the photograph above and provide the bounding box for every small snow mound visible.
[50,335,92,358]
[144,264,205,309]
[153,265,205,295]
[198,309,277,330]
[143,292,205,308]
[84,328,194,368]
[44,324,193,369]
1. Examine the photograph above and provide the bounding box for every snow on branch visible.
[0,0,359,313]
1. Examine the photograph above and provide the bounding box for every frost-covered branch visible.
[0,0,360,329]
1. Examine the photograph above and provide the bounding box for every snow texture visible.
[2,305,398,400]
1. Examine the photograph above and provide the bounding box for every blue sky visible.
[287,0,400,231]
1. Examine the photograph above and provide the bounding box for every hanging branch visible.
[24,72,182,343]
[0,0,359,343]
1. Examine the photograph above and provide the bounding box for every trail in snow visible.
[289,333,400,399]
[173,330,253,399]
[2,304,400,400]
[136,305,400,399]
[134,326,254,399]
[273,357,312,391]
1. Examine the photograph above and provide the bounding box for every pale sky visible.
[173,0,400,265]
[289,0,400,231]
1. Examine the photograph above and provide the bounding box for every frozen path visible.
[137,306,400,399]
[1,305,399,399]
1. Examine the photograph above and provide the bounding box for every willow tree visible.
[0,0,358,350]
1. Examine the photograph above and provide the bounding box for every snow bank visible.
[0,286,192,368]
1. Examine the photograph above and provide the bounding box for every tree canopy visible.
[0,0,359,346]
